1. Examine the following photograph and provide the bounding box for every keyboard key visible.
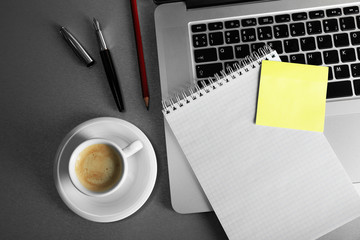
[356,16,360,28]
[344,6,359,15]
[290,23,306,36]
[317,35,333,49]
[259,16,274,25]
[334,65,350,79]
[292,12,307,21]
[275,14,290,23]
[300,37,316,51]
[191,24,206,32]
[306,52,322,65]
[267,40,283,54]
[351,63,360,77]
[326,8,342,17]
[218,46,234,60]
[284,39,299,53]
[340,48,356,62]
[323,19,339,32]
[209,32,224,46]
[257,26,273,40]
[323,50,339,64]
[357,47,360,60]
[251,42,266,52]
[289,53,305,63]
[309,10,325,19]
[350,31,360,45]
[327,81,352,98]
[196,63,223,78]
[306,21,322,35]
[333,33,349,47]
[242,18,256,27]
[225,30,240,43]
[241,28,256,42]
[234,44,250,58]
[354,80,360,95]
[273,24,289,38]
[194,48,217,63]
[225,20,240,29]
[208,22,223,31]
[340,17,356,31]
[279,55,289,62]
[328,67,333,80]
[193,34,207,48]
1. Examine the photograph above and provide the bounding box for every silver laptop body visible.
[155,0,360,214]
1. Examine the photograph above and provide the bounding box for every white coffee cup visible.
[68,138,143,197]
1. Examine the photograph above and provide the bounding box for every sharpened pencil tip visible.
[144,97,149,110]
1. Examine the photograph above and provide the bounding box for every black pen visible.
[93,18,124,112]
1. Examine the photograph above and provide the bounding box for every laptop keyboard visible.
[189,4,360,100]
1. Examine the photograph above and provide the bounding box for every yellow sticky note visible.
[256,61,328,132]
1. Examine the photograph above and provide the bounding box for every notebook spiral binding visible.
[162,45,274,115]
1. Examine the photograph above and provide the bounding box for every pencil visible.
[130,0,150,110]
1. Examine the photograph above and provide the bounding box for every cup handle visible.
[122,140,143,158]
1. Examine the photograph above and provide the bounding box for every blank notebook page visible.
[164,51,360,240]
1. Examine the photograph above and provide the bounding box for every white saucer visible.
[54,117,157,222]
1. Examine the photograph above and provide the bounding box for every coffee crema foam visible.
[75,144,122,192]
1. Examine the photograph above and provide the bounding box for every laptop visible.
[154,0,360,214]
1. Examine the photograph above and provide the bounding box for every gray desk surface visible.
[1,0,360,239]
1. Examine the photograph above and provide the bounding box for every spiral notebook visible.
[163,47,360,240]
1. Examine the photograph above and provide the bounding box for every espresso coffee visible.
[75,143,122,192]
